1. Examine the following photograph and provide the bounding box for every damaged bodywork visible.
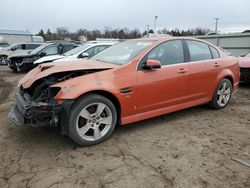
[8,60,118,134]
[9,38,239,146]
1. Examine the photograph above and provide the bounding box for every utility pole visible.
[214,18,219,33]
[154,16,158,36]
[146,25,150,37]
[85,30,88,41]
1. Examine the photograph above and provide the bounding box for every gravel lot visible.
[0,66,249,188]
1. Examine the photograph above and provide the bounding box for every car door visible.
[185,40,222,101]
[136,40,190,114]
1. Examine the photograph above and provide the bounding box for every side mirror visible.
[144,59,161,70]
[40,52,46,57]
[80,52,89,58]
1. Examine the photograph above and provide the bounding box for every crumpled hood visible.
[34,55,64,65]
[19,59,119,88]
[239,57,250,68]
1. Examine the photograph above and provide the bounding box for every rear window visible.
[186,40,212,61]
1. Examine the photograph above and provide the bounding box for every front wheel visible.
[0,56,8,66]
[209,78,232,109]
[68,94,117,146]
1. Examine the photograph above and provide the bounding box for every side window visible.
[12,44,22,51]
[41,45,58,55]
[21,44,25,50]
[26,44,40,50]
[62,45,74,53]
[83,46,110,58]
[84,47,95,57]
[210,46,220,59]
[146,40,184,66]
[186,40,212,61]
[94,46,110,56]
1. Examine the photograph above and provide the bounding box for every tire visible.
[68,94,117,146]
[209,78,233,109]
[11,67,18,73]
[0,55,8,66]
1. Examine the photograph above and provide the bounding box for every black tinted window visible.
[210,46,220,59]
[187,40,212,61]
[147,40,184,66]
[26,44,41,50]
[62,45,75,53]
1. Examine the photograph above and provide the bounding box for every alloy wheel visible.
[76,102,113,141]
[217,82,231,107]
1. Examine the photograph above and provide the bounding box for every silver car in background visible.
[0,43,43,65]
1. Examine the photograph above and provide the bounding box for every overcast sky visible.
[0,0,249,34]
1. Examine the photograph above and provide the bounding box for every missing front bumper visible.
[8,92,62,127]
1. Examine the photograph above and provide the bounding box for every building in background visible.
[0,30,33,44]
[196,33,250,56]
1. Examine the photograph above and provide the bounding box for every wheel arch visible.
[223,75,233,87]
[60,89,121,136]
[216,69,235,87]
[76,90,121,123]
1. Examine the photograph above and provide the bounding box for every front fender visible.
[53,73,118,100]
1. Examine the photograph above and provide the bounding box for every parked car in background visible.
[239,52,250,82]
[34,42,116,65]
[7,42,78,72]
[8,37,240,146]
[0,42,9,50]
[0,43,42,65]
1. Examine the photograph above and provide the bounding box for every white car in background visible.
[34,42,117,65]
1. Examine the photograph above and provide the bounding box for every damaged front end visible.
[9,85,63,127]
[8,70,100,131]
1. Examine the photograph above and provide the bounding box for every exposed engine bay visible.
[10,69,108,129]
[21,69,105,103]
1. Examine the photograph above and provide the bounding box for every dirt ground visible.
[0,66,249,188]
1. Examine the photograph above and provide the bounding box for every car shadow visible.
[7,104,212,149]
[114,105,211,134]
[239,82,250,89]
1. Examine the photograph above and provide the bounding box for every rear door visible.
[185,40,222,101]
[136,40,190,114]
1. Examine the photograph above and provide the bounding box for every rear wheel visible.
[68,94,117,146]
[209,78,232,109]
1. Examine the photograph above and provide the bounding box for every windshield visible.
[63,44,91,56]
[91,40,153,65]
[31,43,50,54]
[5,43,18,50]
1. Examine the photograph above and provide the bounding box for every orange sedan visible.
[9,37,240,145]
